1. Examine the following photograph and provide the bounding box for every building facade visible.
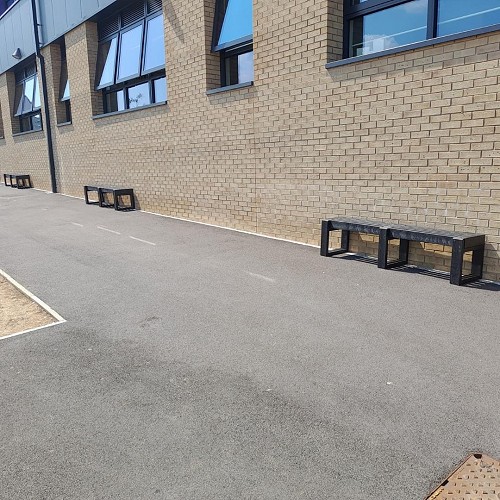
[0,0,499,282]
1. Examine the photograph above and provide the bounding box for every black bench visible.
[3,173,32,189]
[321,217,485,286]
[83,185,100,205]
[84,185,135,211]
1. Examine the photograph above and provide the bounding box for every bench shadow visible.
[334,254,500,291]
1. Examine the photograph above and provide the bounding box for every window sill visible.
[92,101,167,120]
[12,129,43,137]
[206,81,254,95]
[57,121,72,127]
[326,23,500,69]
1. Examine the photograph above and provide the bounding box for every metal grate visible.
[147,0,162,14]
[99,15,119,39]
[121,1,145,27]
[427,453,500,499]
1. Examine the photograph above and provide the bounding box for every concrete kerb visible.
[0,268,66,341]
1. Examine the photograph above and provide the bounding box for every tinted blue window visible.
[217,0,253,47]
[98,37,118,88]
[350,0,428,57]
[128,82,150,108]
[117,24,143,81]
[154,77,167,102]
[238,51,253,83]
[22,76,35,113]
[143,14,165,72]
[33,77,41,109]
[438,0,500,37]
[61,80,70,101]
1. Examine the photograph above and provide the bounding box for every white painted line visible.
[71,222,84,227]
[129,236,156,246]
[0,268,66,341]
[97,226,121,235]
[245,271,276,283]
[0,321,65,341]
[140,209,320,249]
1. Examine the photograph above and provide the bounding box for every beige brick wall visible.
[0,0,499,282]
[0,70,51,191]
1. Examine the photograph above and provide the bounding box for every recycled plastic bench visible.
[3,173,32,189]
[84,185,135,211]
[320,217,485,286]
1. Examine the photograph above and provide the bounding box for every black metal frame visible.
[3,173,32,189]
[320,217,486,286]
[96,2,165,112]
[84,185,135,211]
[343,0,442,58]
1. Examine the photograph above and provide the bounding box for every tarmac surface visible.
[0,187,499,500]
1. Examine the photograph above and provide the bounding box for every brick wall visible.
[0,0,499,282]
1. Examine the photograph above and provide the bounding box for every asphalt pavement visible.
[0,187,499,500]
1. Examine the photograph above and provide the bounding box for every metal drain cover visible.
[427,453,500,499]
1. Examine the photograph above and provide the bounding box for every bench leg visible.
[379,232,409,270]
[320,222,349,257]
[320,220,331,257]
[399,239,409,264]
[98,188,105,207]
[450,239,464,285]
[84,186,90,204]
[130,193,135,210]
[3,174,7,186]
[470,245,484,280]
[114,193,119,211]
[10,175,16,188]
[377,228,390,269]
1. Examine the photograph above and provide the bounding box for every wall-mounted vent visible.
[122,1,145,27]
[147,0,162,14]
[99,15,119,39]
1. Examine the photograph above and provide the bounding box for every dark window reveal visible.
[96,0,166,113]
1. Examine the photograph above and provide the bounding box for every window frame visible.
[13,63,43,133]
[342,0,500,59]
[142,12,166,74]
[115,20,145,84]
[212,0,254,87]
[220,43,254,87]
[343,0,435,58]
[102,73,166,114]
[212,0,253,52]
[96,8,165,90]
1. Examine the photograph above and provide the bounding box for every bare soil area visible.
[0,276,56,337]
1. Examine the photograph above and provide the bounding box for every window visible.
[437,1,500,37]
[96,0,167,114]
[344,0,500,58]
[14,63,42,133]
[59,43,72,123]
[212,0,254,87]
